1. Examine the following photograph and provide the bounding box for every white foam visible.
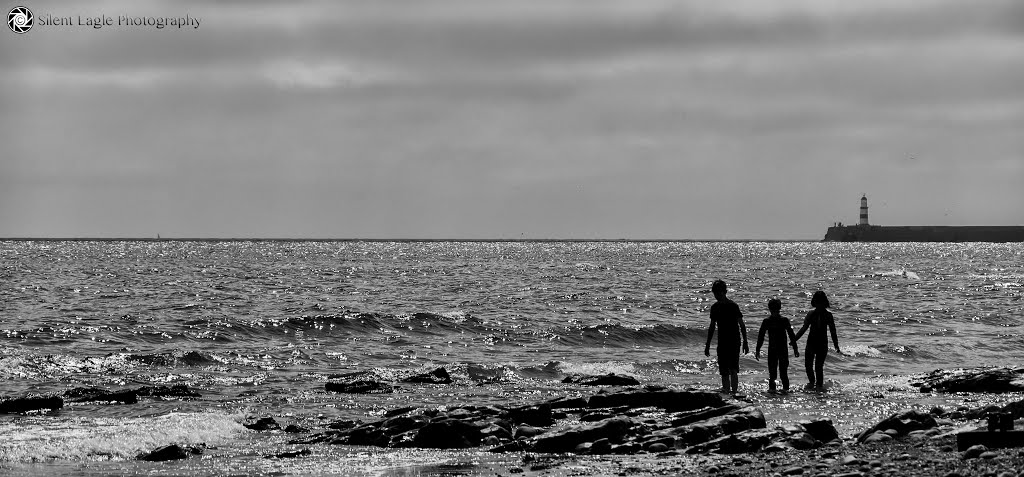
[0,412,245,462]
[840,344,882,358]
[557,361,637,377]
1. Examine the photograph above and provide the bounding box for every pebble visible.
[868,460,882,468]
[943,472,963,477]
[782,466,804,475]
[833,473,862,477]
[895,453,912,461]
[979,451,998,460]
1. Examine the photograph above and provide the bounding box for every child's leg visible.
[804,349,816,386]
[780,362,790,391]
[720,374,729,392]
[729,373,738,393]
[768,354,778,391]
[814,350,827,388]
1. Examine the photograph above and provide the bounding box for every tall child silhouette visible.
[704,280,748,393]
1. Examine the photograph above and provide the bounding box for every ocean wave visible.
[0,412,244,462]
[548,323,705,348]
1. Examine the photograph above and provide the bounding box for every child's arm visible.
[755,321,767,360]
[794,313,811,341]
[739,315,749,355]
[786,320,800,357]
[704,319,716,357]
[828,313,840,353]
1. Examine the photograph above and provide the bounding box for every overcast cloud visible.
[2,0,1022,239]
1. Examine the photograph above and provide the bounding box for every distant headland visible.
[824,195,1024,242]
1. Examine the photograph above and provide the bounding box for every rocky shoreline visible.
[2,366,1024,474]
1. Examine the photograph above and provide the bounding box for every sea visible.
[1,240,1022,476]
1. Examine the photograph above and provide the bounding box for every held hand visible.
[793,345,799,358]
[704,346,710,357]
[755,351,760,361]
[743,344,749,355]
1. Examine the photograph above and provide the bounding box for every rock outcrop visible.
[914,367,1024,393]
[0,394,64,414]
[294,386,838,457]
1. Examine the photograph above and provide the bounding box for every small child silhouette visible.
[755,298,799,393]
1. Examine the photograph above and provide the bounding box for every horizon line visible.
[0,237,820,243]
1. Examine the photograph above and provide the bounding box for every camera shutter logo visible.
[8,6,33,33]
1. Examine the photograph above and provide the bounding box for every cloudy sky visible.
[3,0,1023,239]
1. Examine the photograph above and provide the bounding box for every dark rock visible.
[382,415,427,435]
[962,444,987,459]
[412,419,482,449]
[685,427,782,455]
[532,417,633,453]
[857,409,937,442]
[545,396,589,409]
[63,387,138,404]
[915,367,1024,393]
[588,389,728,412]
[0,395,63,414]
[671,406,767,448]
[482,424,513,440]
[342,424,390,447]
[384,406,416,418]
[326,419,360,431]
[979,451,999,459]
[670,404,742,427]
[646,442,669,452]
[401,367,452,385]
[562,373,641,386]
[267,448,311,459]
[138,444,200,462]
[325,380,393,394]
[245,417,282,431]
[1002,399,1024,419]
[505,403,553,427]
[798,419,839,443]
[513,424,545,439]
[134,384,201,399]
[284,424,308,434]
[862,432,893,443]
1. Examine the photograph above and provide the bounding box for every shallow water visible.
[1,241,1021,474]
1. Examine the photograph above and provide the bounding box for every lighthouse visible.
[859,195,869,226]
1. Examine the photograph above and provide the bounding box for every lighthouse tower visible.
[859,195,869,226]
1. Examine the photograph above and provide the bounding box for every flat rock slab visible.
[562,374,641,386]
[915,367,1024,393]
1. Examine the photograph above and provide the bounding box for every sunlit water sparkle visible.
[1,241,1021,475]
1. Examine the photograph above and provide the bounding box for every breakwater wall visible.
[824,225,1024,242]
